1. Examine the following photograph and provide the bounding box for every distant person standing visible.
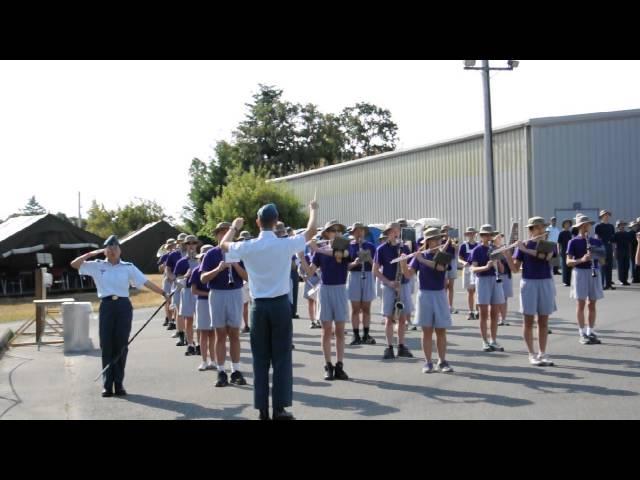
[595,210,615,290]
[631,218,640,281]
[70,236,167,397]
[558,219,574,287]
[612,220,632,286]
[546,217,561,275]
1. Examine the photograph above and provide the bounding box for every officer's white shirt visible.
[226,231,305,299]
[79,259,148,298]
[546,226,560,243]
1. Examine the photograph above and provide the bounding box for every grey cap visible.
[103,235,120,247]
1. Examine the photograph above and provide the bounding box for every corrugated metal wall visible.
[531,114,640,224]
[274,126,531,238]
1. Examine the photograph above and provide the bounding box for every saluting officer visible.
[71,235,167,397]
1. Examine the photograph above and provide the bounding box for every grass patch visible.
[0,274,167,324]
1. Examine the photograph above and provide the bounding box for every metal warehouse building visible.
[271,108,640,238]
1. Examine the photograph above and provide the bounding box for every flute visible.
[389,239,449,264]
[489,232,548,258]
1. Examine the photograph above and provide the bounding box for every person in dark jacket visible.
[595,210,615,290]
[558,219,574,287]
[612,220,632,286]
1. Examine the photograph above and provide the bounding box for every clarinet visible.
[585,233,597,278]
[394,242,404,314]
[489,240,502,283]
[359,238,366,280]
[225,253,234,285]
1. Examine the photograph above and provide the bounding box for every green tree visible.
[86,201,120,238]
[202,167,307,237]
[339,102,398,158]
[86,198,167,238]
[19,196,47,216]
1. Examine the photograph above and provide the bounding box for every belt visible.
[101,295,127,301]
[254,294,288,302]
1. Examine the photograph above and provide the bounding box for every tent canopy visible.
[119,220,181,273]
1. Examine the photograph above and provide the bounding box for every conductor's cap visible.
[258,203,278,223]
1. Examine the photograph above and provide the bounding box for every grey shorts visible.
[409,276,417,294]
[209,288,243,329]
[414,289,452,328]
[171,284,182,309]
[381,283,414,317]
[446,258,458,280]
[162,277,172,295]
[318,284,349,322]
[520,278,557,316]
[347,271,376,303]
[303,275,320,299]
[462,265,476,290]
[178,288,196,317]
[196,298,213,330]
[501,275,514,298]
[475,275,505,305]
[570,268,604,301]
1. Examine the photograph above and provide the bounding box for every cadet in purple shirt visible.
[458,227,479,320]
[201,222,249,388]
[346,223,377,347]
[440,225,459,315]
[191,245,216,372]
[157,238,176,326]
[297,252,321,328]
[173,235,200,354]
[400,227,453,374]
[165,233,188,332]
[300,220,351,381]
[505,216,557,366]
[470,225,505,353]
[566,214,605,346]
[373,222,414,361]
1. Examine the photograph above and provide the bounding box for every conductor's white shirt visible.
[226,231,305,299]
[79,259,148,298]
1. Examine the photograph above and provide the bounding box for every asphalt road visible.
[1,277,639,420]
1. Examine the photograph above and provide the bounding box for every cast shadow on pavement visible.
[292,390,401,417]
[123,394,249,420]
[350,378,532,407]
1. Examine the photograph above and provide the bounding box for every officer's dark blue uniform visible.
[595,212,615,289]
[78,235,149,397]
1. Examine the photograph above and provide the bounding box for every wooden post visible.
[35,267,46,343]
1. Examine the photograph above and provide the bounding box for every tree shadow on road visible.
[349,378,532,407]
[123,394,249,420]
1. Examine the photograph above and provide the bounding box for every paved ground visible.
[2,277,639,420]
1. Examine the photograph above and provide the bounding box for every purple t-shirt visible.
[469,244,495,277]
[348,241,376,273]
[514,240,556,279]
[312,251,350,285]
[459,242,477,263]
[374,242,411,284]
[174,257,198,287]
[201,247,244,290]
[189,264,209,299]
[409,252,446,291]
[158,252,169,266]
[567,236,602,270]
[165,250,183,274]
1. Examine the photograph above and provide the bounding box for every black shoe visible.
[185,345,196,356]
[350,334,362,346]
[176,332,187,347]
[230,370,247,385]
[410,325,417,331]
[397,345,414,358]
[195,345,201,355]
[622,282,631,286]
[259,409,270,420]
[167,322,176,330]
[215,371,229,387]
[293,314,300,319]
[162,317,169,327]
[362,334,376,345]
[273,408,295,420]
[114,387,127,396]
[548,329,553,334]
[242,326,250,333]
[563,283,570,287]
[334,362,349,380]
[383,346,395,360]
[324,363,334,380]
[101,388,113,398]
[588,333,602,344]
[292,344,295,350]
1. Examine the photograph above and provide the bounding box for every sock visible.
[586,326,593,336]
[217,364,225,372]
[578,327,584,336]
[353,328,360,336]
[232,362,240,373]
[363,327,370,337]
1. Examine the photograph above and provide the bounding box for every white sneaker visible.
[450,307,458,314]
[529,354,543,366]
[537,353,554,366]
[207,361,217,370]
[198,362,207,371]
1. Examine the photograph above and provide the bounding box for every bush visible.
[201,168,308,237]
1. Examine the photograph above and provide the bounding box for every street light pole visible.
[464,59,519,228]
[481,60,496,227]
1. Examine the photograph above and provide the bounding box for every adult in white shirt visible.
[70,235,166,398]
[546,217,561,275]
[220,200,318,420]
